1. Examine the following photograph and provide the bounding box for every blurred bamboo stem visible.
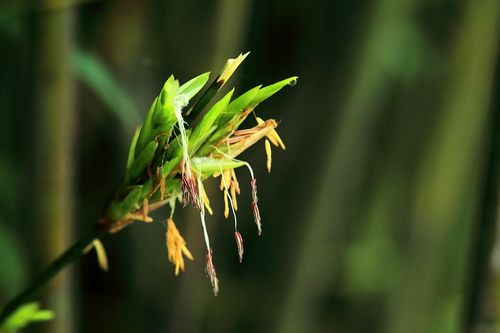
[0,228,103,326]
[464,56,500,332]
[276,0,414,331]
[387,1,500,332]
[35,2,76,332]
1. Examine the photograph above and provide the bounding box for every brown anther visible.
[250,178,262,235]
[205,250,219,296]
[234,231,244,263]
[181,161,201,210]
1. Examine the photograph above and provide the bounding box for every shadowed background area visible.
[0,0,499,332]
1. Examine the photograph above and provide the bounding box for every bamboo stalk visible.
[34,2,76,332]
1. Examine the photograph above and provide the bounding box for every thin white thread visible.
[197,173,211,251]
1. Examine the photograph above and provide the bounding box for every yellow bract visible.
[218,52,250,84]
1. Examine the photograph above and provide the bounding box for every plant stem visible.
[0,227,104,326]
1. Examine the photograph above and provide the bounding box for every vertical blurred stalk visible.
[464,44,500,332]
[276,0,413,332]
[386,1,500,333]
[211,0,251,66]
[35,2,75,333]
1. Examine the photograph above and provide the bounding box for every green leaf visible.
[1,302,54,332]
[135,98,157,156]
[249,76,298,107]
[105,186,143,221]
[189,89,234,155]
[161,154,183,178]
[125,141,158,183]
[178,72,210,103]
[136,76,179,156]
[217,85,261,125]
[185,53,248,121]
[196,87,261,156]
[191,157,245,175]
[164,129,191,160]
[72,50,140,128]
[126,126,141,171]
[154,75,179,125]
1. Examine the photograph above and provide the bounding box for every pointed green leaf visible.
[126,126,141,170]
[135,97,158,157]
[178,72,210,102]
[161,154,183,178]
[185,53,249,122]
[126,141,158,183]
[191,157,245,175]
[154,75,179,126]
[196,87,260,155]
[105,186,143,221]
[1,302,55,332]
[219,85,261,124]
[189,89,234,155]
[136,76,179,156]
[249,76,298,107]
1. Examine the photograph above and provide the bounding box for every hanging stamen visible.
[197,175,219,295]
[220,169,232,218]
[166,218,194,275]
[230,169,240,194]
[230,185,238,211]
[199,180,213,215]
[220,167,243,263]
[239,161,262,236]
[223,192,229,218]
[265,139,272,173]
[174,99,200,210]
[220,168,239,228]
[250,178,262,235]
[181,161,200,209]
[234,231,244,263]
[206,250,219,296]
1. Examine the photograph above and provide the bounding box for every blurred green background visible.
[0,0,499,332]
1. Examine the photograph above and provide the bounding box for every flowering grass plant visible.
[0,52,297,331]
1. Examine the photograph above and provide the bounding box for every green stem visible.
[0,227,104,326]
